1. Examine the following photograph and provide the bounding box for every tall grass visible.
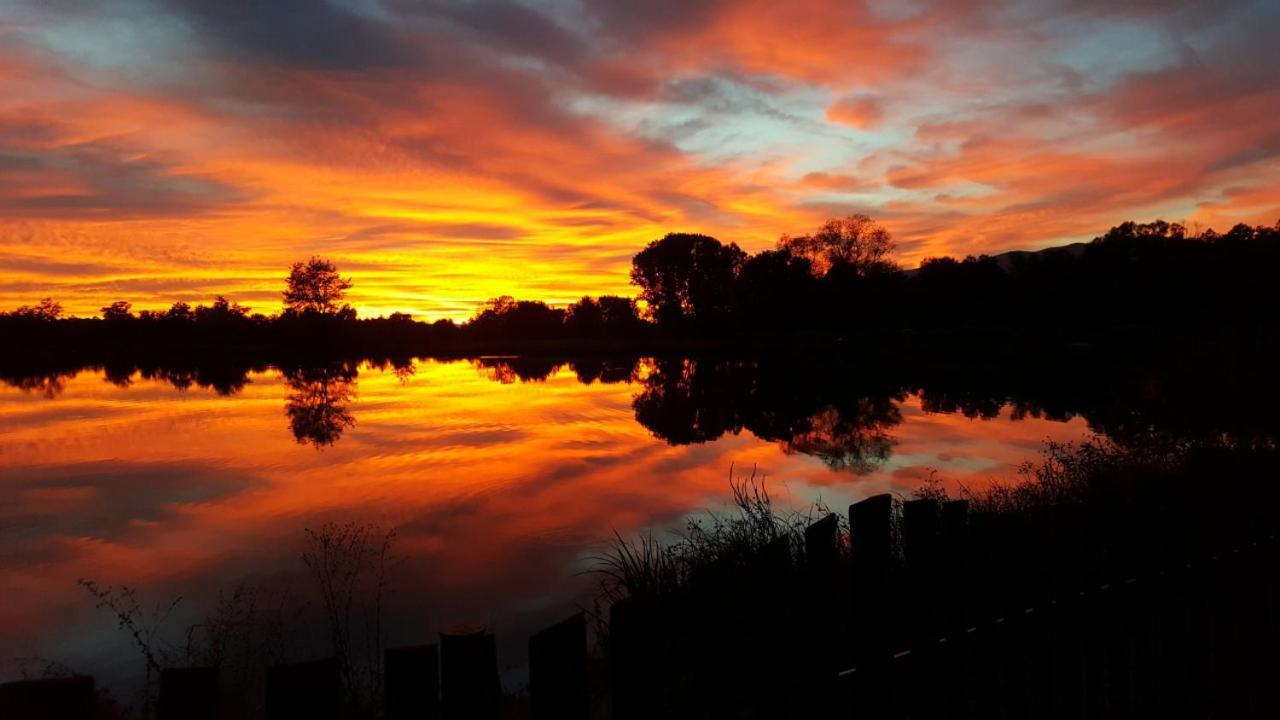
[595,466,827,604]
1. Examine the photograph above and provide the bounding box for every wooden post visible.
[0,676,95,720]
[529,613,589,720]
[265,658,341,720]
[903,498,944,717]
[969,512,1007,715]
[609,595,663,720]
[903,499,943,641]
[941,500,975,715]
[848,493,894,717]
[803,513,842,713]
[806,512,840,574]
[158,667,218,720]
[385,644,440,720]
[941,500,972,633]
[753,535,794,717]
[440,628,501,720]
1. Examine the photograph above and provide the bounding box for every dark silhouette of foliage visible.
[283,257,354,318]
[779,213,896,277]
[466,296,566,340]
[101,301,134,322]
[564,295,644,338]
[2,216,1278,361]
[630,233,746,330]
[301,521,398,713]
[165,301,195,322]
[733,249,815,331]
[195,296,250,323]
[10,297,63,321]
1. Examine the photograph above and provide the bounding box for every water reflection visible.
[3,350,1279,458]
[283,363,359,447]
[632,358,903,473]
[2,350,1274,698]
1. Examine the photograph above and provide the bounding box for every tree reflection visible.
[0,370,75,399]
[283,363,358,448]
[472,357,565,384]
[5,341,1278,458]
[632,358,905,474]
[141,364,253,395]
[777,401,899,472]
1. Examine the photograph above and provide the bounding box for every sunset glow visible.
[3,1,1278,319]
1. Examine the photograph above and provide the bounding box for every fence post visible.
[969,511,1008,717]
[0,676,95,720]
[903,498,944,717]
[158,667,218,720]
[265,658,341,720]
[848,493,894,718]
[610,595,661,720]
[440,628,501,720]
[753,534,795,717]
[529,613,589,720]
[385,644,440,720]
[804,513,842,713]
[940,500,975,715]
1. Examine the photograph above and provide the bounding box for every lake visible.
[0,353,1205,693]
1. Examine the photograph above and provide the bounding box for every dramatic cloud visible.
[826,95,884,130]
[0,0,1276,317]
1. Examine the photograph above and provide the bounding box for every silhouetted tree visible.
[631,233,746,329]
[165,301,195,322]
[195,296,250,323]
[565,296,604,338]
[466,296,565,340]
[564,295,644,338]
[596,295,643,330]
[101,301,134,322]
[283,257,354,317]
[3,215,1279,357]
[11,297,63,320]
[779,214,895,277]
[734,249,815,331]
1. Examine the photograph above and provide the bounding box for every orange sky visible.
[1,0,1278,319]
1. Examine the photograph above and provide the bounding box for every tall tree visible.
[12,297,63,320]
[779,214,895,276]
[630,233,746,328]
[283,257,354,316]
[101,300,134,321]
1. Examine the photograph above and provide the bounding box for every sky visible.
[1,0,1278,319]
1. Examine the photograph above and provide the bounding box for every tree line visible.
[3,216,1279,356]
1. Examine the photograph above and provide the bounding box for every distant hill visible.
[905,241,1090,275]
[988,241,1090,271]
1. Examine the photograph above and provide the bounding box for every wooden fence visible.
[4,493,1278,719]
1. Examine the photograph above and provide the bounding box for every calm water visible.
[0,357,1096,690]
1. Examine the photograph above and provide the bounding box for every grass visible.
[594,466,830,605]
